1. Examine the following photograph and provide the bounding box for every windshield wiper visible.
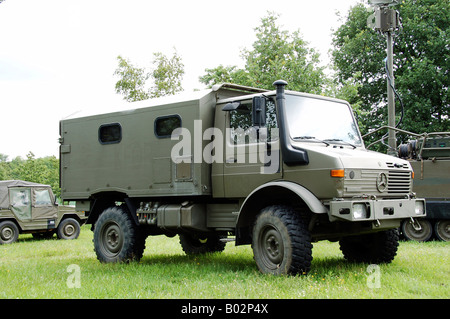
[293,136,330,146]
[324,139,357,149]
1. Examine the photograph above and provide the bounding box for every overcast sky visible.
[0,0,363,159]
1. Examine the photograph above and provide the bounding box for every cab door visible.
[221,98,281,198]
[9,187,32,222]
[31,187,58,226]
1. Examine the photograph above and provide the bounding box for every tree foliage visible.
[0,152,60,198]
[200,12,327,93]
[114,56,150,102]
[114,49,184,102]
[332,0,449,148]
[151,51,184,98]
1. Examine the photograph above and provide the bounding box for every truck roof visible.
[63,84,268,122]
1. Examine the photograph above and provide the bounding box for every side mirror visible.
[252,96,266,127]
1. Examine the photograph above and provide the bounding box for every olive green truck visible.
[59,80,425,275]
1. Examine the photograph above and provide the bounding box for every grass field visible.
[0,225,448,299]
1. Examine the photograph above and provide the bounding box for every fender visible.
[235,181,327,245]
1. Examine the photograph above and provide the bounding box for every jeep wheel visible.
[339,229,399,264]
[252,205,312,276]
[57,218,80,240]
[0,221,19,244]
[401,219,432,242]
[94,206,145,263]
[179,233,226,255]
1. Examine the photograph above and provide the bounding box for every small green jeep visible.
[0,180,87,244]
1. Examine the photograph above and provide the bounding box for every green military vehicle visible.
[0,180,87,244]
[398,134,450,241]
[59,80,425,275]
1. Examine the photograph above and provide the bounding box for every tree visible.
[114,56,150,102]
[151,50,184,98]
[200,12,327,93]
[199,65,248,88]
[114,49,184,102]
[0,152,60,198]
[0,153,9,180]
[332,1,449,149]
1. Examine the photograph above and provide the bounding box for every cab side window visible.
[229,102,253,144]
[34,189,52,206]
[229,100,278,144]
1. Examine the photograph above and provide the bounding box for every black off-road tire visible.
[57,218,81,240]
[94,206,145,263]
[252,205,313,276]
[179,233,226,255]
[0,220,19,244]
[339,229,399,264]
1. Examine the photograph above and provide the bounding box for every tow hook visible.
[409,217,422,231]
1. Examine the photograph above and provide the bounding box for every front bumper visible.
[329,197,426,222]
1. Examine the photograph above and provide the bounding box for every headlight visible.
[415,201,425,215]
[353,203,369,219]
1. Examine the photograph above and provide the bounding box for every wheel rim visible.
[403,220,432,241]
[1,226,14,242]
[258,225,284,269]
[64,223,76,237]
[100,221,123,257]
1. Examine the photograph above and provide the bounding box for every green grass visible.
[0,226,448,299]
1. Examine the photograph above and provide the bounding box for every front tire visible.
[339,229,399,264]
[57,218,80,240]
[252,205,312,276]
[94,206,145,263]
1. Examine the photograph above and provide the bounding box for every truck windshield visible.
[284,94,362,146]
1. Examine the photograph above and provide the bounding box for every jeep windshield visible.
[285,94,362,147]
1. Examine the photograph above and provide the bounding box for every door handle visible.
[226,157,237,163]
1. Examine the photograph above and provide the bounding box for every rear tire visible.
[339,229,399,264]
[94,206,145,263]
[0,220,19,244]
[252,205,312,276]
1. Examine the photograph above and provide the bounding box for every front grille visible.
[388,170,412,194]
[344,169,412,196]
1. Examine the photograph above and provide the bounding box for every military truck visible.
[59,80,425,275]
[398,133,450,241]
[0,180,87,244]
